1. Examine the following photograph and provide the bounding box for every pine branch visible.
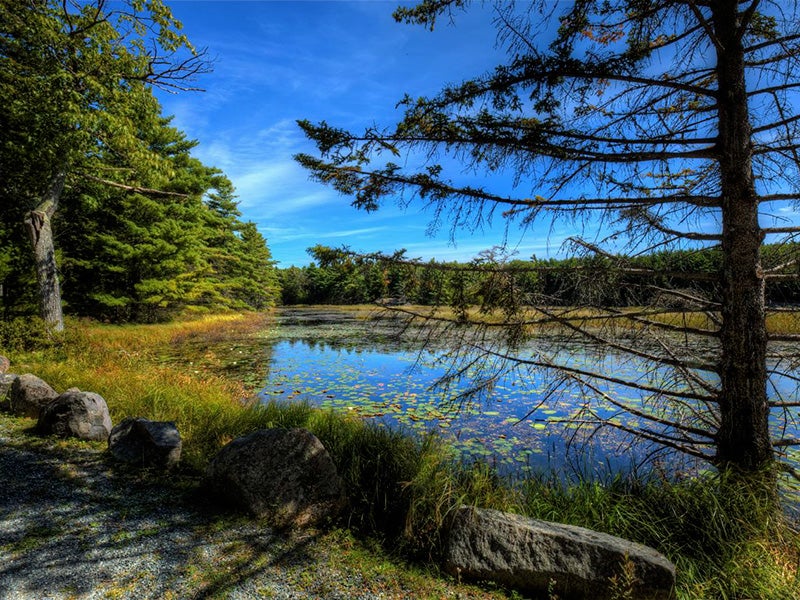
[82,174,190,198]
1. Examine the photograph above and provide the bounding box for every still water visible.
[256,308,799,488]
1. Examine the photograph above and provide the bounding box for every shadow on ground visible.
[0,430,348,600]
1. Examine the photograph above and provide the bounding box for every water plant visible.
[4,312,799,598]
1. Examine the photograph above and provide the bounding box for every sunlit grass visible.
[767,310,800,335]
[644,308,800,335]
[7,314,277,469]
[382,303,800,336]
[3,310,799,598]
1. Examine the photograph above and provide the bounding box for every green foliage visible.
[280,244,800,309]
[278,266,312,305]
[57,124,279,322]
[0,0,191,204]
[0,316,63,352]
[0,1,279,324]
[10,315,799,598]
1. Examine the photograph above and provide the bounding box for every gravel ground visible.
[0,417,499,600]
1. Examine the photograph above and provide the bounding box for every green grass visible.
[516,470,800,599]
[3,312,799,599]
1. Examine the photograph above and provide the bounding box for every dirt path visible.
[0,416,505,600]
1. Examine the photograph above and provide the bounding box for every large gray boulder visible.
[444,507,676,600]
[206,428,347,528]
[109,417,182,468]
[9,373,58,418]
[36,389,112,441]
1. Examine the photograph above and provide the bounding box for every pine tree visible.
[297,0,800,492]
[0,0,209,331]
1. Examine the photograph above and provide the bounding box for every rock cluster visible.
[0,353,679,598]
[0,368,113,442]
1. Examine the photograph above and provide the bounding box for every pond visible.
[257,308,800,494]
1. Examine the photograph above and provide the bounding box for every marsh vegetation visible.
[7,309,799,598]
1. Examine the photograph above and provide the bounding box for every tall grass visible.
[6,314,278,468]
[4,313,799,598]
[517,470,800,599]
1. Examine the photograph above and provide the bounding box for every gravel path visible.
[0,422,316,599]
[0,417,496,600]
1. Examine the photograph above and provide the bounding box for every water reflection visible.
[258,309,799,509]
[260,323,692,480]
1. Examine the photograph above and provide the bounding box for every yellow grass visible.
[377,303,800,335]
[8,313,279,469]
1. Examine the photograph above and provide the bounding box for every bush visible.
[0,316,69,352]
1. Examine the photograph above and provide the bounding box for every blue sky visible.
[155,1,799,267]
[155,0,576,267]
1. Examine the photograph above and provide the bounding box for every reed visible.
[518,470,800,599]
[4,313,798,598]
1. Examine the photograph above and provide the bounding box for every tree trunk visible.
[713,2,773,477]
[23,172,66,333]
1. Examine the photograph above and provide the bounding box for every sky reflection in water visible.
[258,327,718,481]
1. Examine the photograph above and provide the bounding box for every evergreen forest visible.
[279,243,800,308]
[0,0,279,326]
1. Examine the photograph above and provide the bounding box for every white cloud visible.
[181,114,342,223]
[264,225,388,244]
[153,2,557,267]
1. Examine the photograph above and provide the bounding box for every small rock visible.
[0,355,10,374]
[0,373,18,412]
[36,390,112,441]
[206,428,347,528]
[9,373,58,418]
[444,506,676,600]
[109,417,182,468]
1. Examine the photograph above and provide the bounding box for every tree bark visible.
[713,1,773,476]
[23,171,66,333]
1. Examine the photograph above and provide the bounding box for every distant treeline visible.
[278,244,800,308]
